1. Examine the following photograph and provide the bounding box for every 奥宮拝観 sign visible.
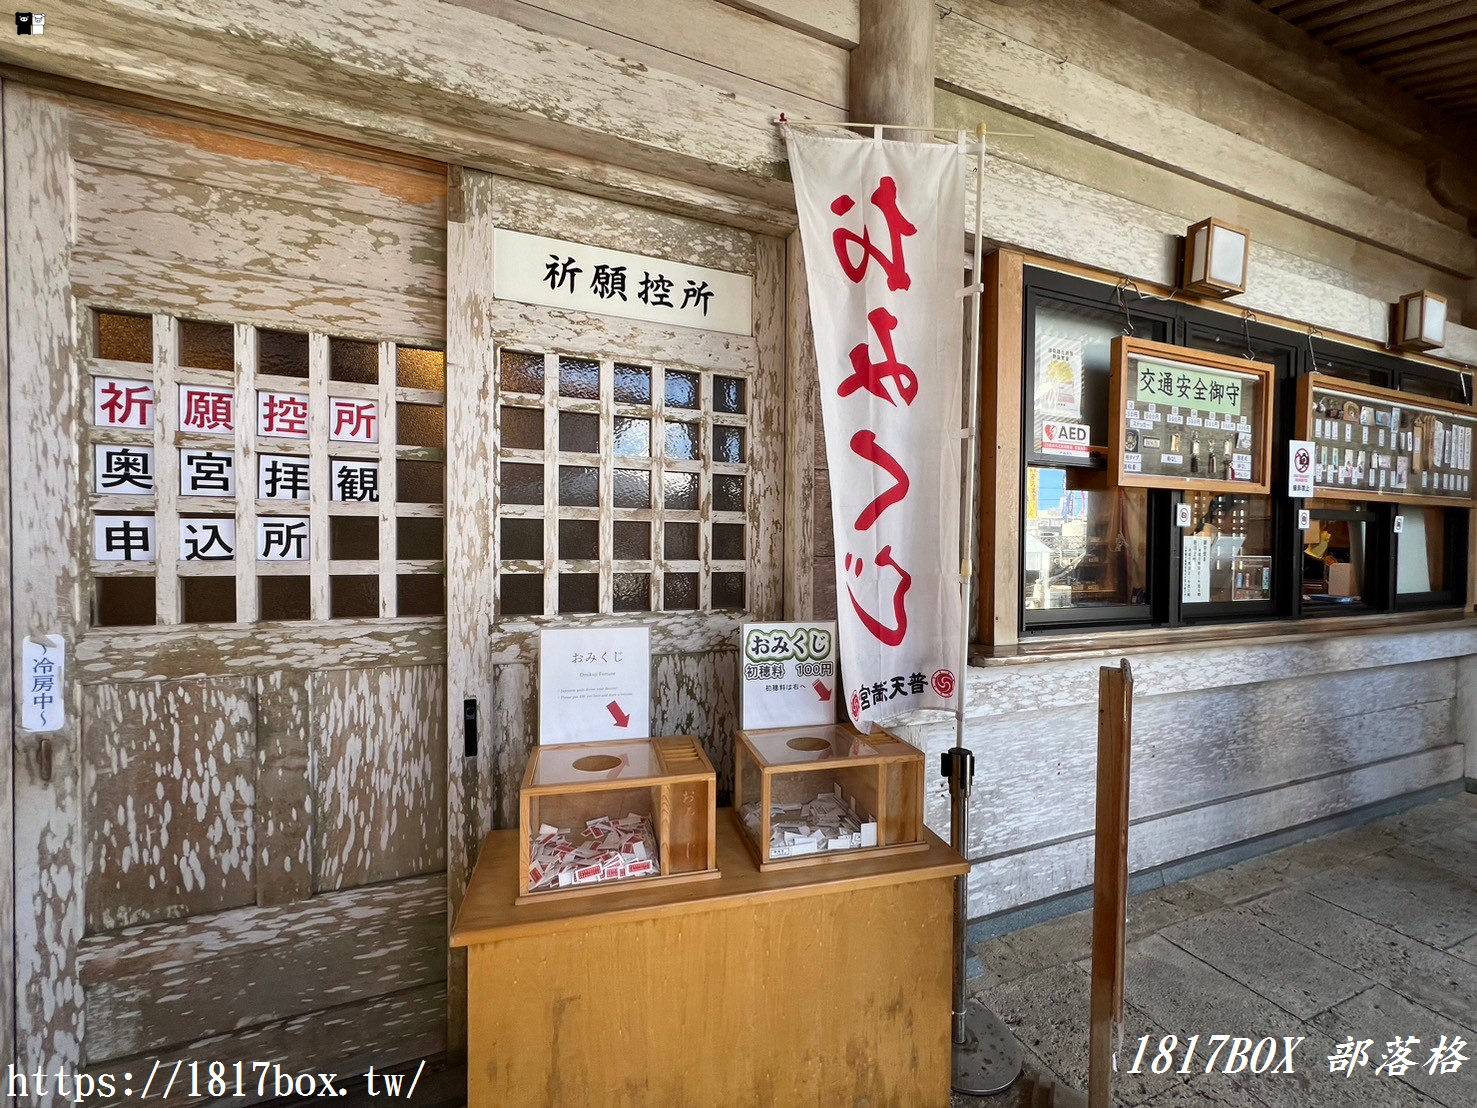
[538,627,651,745]
[740,621,838,730]
[492,229,754,337]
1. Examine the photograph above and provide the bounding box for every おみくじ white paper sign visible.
[538,627,650,745]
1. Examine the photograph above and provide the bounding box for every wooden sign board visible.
[1109,337,1275,495]
[1295,373,1477,508]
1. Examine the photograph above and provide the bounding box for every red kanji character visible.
[840,307,917,407]
[181,388,233,432]
[98,381,153,427]
[850,430,909,531]
[830,176,916,291]
[331,399,377,441]
[261,394,308,436]
[843,546,911,648]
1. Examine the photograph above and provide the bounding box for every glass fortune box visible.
[518,736,718,903]
[734,724,926,870]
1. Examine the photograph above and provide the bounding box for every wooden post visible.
[850,0,936,133]
[1088,659,1133,1108]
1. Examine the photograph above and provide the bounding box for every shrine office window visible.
[89,310,446,626]
[1021,270,1172,631]
[496,348,750,617]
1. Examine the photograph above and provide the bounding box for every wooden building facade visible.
[2,0,1475,1096]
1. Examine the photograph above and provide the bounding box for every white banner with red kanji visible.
[786,130,964,729]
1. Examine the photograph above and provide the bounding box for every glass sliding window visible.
[1181,493,1274,604]
[1395,507,1464,607]
[1301,501,1372,611]
[1023,466,1149,614]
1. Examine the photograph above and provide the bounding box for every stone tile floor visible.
[953,791,1477,1107]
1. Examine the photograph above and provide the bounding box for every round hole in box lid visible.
[573,754,622,772]
[787,736,831,752]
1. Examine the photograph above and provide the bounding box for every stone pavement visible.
[953,791,1477,1107]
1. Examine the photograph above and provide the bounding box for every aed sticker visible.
[1394,514,1404,534]
[1041,420,1090,457]
[1298,508,1311,530]
[1175,502,1193,528]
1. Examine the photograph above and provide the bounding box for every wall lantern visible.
[1394,290,1447,352]
[1181,217,1250,298]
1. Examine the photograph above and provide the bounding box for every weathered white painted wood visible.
[68,101,448,229]
[311,666,448,891]
[720,0,860,47]
[83,984,446,1107]
[308,334,331,621]
[458,0,850,111]
[7,84,85,1081]
[911,659,1458,858]
[945,0,1465,232]
[71,248,445,347]
[653,649,741,798]
[152,314,181,624]
[80,875,444,1064]
[0,78,16,1083]
[749,234,787,621]
[489,301,758,372]
[444,165,500,1050]
[955,624,1477,720]
[74,621,446,682]
[83,679,257,931]
[255,669,313,906]
[234,324,259,622]
[962,744,1464,917]
[783,230,817,620]
[935,92,1473,315]
[0,0,796,212]
[487,173,759,275]
[937,2,1476,277]
[75,165,446,300]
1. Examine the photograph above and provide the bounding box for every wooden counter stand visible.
[733,723,926,870]
[452,816,969,1106]
[517,735,717,903]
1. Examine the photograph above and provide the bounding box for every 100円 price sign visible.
[1108,337,1276,496]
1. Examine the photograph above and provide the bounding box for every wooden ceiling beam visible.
[1347,12,1477,58]
[1307,0,1457,37]
[1365,34,1477,76]
[1106,0,1477,166]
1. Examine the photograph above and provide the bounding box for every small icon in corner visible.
[15,12,44,34]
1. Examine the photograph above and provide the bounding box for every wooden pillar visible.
[849,0,936,130]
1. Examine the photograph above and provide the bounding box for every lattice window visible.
[496,348,750,617]
[88,309,446,626]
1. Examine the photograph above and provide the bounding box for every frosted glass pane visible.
[614,363,651,404]
[559,411,599,454]
[614,469,650,509]
[664,421,699,460]
[1423,297,1447,345]
[664,572,698,611]
[559,356,599,399]
[665,370,699,409]
[501,406,543,450]
[614,417,650,457]
[714,425,745,463]
[1209,227,1246,287]
[664,522,699,561]
[663,472,698,510]
[558,465,598,507]
[500,350,544,395]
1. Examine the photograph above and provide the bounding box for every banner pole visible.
[948,124,1024,1099]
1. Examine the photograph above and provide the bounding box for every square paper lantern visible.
[1182,217,1250,298]
[1396,290,1447,352]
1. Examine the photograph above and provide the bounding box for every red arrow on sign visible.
[607,701,630,727]
[813,680,832,702]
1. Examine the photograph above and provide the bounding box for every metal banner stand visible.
[947,123,1023,1099]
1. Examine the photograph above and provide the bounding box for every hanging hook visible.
[1305,326,1324,373]
[1240,309,1258,360]
[1115,279,1138,337]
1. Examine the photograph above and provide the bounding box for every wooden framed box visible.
[734,724,926,870]
[1110,337,1275,495]
[1296,372,1476,507]
[518,735,718,903]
